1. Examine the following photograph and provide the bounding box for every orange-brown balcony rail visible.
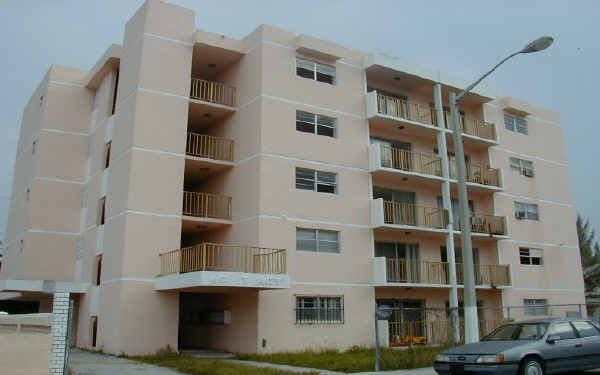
[388,319,508,346]
[456,263,511,286]
[462,117,496,141]
[380,145,443,177]
[386,259,449,284]
[383,201,449,229]
[182,191,232,220]
[190,78,236,107]
[385,259,511,287]
[470,214,507,235]
[159,243,287,276]
[450,163,501,187]
[376,94,435,126]
[186,132,234,162]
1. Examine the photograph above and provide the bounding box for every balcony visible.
[369,144,444,187]
[188,78,237,127]
[449,163,503,192]
[440,110,498,147]
[366,91,440,139]
[371,199,449,235]
[373,257,511,287]
[469,214,508,237]
[155,243,290,290]
[185,133,234,178]
[182,191,232,232]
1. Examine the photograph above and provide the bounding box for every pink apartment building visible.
[0,0,585,354]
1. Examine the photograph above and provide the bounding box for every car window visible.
[572,321,600,338]
[483,323,548,341]
[549,322,577,340]
[518,323,547,340]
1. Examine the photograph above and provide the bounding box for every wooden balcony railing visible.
[456,263,511,286]
[383,201,449,229]
[385,259,511,287]
[182,191,232,220]
[376,94,435,126]
[159,243,287,276]
[190,78,236,106]
[380,145,442,177]
[388,319,508,346]
[439,110,497,141]
[470,214,507,235]
[186,132,234,162]
[450,163,501,187]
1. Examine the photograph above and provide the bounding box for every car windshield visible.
[482,323,549,341]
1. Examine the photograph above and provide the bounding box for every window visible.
[524,299,548,316]
[32,140,37,154]
[515,202,539,220]
[296,228,340,253]
[509,157,534,177]
[98,197,106,225]
[296,110,337,137]
[295,168,337,194]
[104,141,112,169]
[572,321,600,338]
[111,70,119,115]
[296,57,335,84]
[520,248,543,265]
[504,114,528,134]
[549,322,577,340]
[296,296,343,324]
[91,316,98,347]
[95,255,102,286]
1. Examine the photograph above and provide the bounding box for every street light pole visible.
[450,36,554,344]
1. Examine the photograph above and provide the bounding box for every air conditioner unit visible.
[515,211,526,220]
[522,168,535,177]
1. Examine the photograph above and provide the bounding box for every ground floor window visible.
[524,299,548,316]
[295,296,344,324]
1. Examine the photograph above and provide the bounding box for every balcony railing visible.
[470,214,507,235]
[186,132,234,162]
[190,78,236,106]
[383,201,449,229]
[437,110,496,141]
[385,259,511,287]
[380,145,442,177]
[376,94,435,126]
[450,163,501,187]
[159,243,287,276]
[388,319,507,346]
[457,263,511,286]
[182,191,232,220]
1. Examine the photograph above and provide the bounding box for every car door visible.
[543,322,584,372]
[571,320,600,369]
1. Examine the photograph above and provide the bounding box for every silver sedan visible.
[433,318,600,375]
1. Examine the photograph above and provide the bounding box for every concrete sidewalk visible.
[69,348,437,375]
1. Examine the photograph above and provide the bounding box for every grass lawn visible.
[131,351,319,375]
[236,345,450,373]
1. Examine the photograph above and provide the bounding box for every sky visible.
[0,0,598,238]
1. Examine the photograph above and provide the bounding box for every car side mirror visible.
[546,335,561,344]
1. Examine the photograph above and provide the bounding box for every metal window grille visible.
[295,296,344,324]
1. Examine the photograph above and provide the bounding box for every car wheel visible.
[521,357,544,375]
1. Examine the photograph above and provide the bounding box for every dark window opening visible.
[111,70,119,115]
[91,316,98,347]
[316,72,334,84]
[296,67,314,79]
[98,197,106,225]
[95,255,102,286]
[104,141,112,169]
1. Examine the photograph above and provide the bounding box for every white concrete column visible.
[434,83,460,344]
[49,292,71,375]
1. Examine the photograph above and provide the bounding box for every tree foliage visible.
[577,215,600,293]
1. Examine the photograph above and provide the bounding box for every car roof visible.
[509,317,587,324]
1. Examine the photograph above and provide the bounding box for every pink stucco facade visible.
[0,0,584,355]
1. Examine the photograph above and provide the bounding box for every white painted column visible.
[434,83,460,344]
[49,292,71,375]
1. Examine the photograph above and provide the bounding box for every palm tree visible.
[578,215,600,294]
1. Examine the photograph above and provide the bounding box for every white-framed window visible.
[509,157,534,177]
[524,299,548,316]
[296,228,340,253]
[296,57,336,85]
[515,202,539,221]
[519,248,543,266]
[295,296,344,324]
[296,110,337,137]
[295,168,337,194]
[504,114,528,135]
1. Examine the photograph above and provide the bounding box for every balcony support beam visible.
[434,83,460,345]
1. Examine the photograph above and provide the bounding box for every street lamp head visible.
[520,36,554,54]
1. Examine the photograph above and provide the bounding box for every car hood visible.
[444,340,530,355]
